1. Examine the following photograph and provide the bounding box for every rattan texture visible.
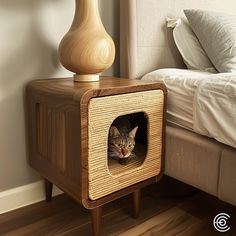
[88,90,164,200]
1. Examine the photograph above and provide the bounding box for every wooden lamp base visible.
[74,74,100,82]
[58,0,115,83]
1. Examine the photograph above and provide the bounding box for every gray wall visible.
[0,0,120,192]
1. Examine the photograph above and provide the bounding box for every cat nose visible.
[121,149,128,156]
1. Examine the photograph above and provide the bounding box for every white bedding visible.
[142,69,236,148]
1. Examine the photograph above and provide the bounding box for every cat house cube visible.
[27,77,166,208]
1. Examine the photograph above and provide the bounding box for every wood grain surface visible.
[58,0,115,81]
[1,177,235,236]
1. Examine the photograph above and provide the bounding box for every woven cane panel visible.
[88,90,164,200]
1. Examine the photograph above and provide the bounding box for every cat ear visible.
[109,126,121,137]
[129,126,138,138]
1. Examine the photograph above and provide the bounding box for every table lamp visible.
[58,0,115,82]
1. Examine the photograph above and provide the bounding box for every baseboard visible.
[0,180,63,214]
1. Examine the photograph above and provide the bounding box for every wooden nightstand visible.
[26,76,166,236]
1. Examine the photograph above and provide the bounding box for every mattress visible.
[142,68,236,148]
[142,69,212,129]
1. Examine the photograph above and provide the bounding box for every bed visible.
[120,0,236,206]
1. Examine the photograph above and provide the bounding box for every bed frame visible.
[120,0,236,206]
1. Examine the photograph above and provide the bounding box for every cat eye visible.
[117,144,122,148]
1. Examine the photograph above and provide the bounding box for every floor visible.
[0,177,235,236]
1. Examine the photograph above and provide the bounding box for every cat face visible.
[108,126,138,159]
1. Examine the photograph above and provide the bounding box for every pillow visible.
[184,9,236,73]
[167,18,216,73]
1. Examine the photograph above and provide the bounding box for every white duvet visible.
[142,69,236,148]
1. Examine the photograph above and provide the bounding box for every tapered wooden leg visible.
[132,189,141,218]
[91,206,102,236]
[44,178,53,202]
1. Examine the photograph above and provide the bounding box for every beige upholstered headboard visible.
[120,0,236,79]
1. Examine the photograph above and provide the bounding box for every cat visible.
[108,117,138,165]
